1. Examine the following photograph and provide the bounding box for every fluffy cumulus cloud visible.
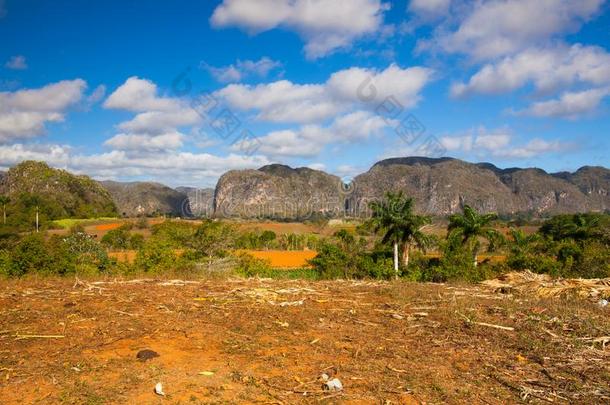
[408,0,450,19]
[203,57,282,83]
[231,110,390,158]
[103,77,204,153]
[0,142,270,186]
[0,79,87,143]
[5,55,27,70]
[217,64,433,124]
[440,126,569,159]
[210,0,387,59]
[451,44,610,117]
[104,77,180,112]
[452,44,610,97]
[512,87,610,119]
[425,0,605,60]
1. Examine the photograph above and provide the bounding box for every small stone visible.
[136,349,159,362]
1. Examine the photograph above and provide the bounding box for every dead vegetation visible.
[0,276,608,404]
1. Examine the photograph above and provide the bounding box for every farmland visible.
[1,276,608,404]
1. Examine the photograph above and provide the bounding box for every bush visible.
[134,238,176,273]
[101,227,131,249]
[9,233,75,277]
[233,252,273,277]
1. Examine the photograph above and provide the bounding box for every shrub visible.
[101,228,130,249]
[134,238,176,273]
[233,252,273,277]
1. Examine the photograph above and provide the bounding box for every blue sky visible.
[1,0,609,187]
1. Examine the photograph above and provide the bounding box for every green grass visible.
[51,217,120,229]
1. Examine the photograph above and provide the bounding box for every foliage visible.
[134,238,177,273]
[150,221,197,247]
[189,220,236,262]
[448,205,502,265]
[233,252,274,277]
[309,230,393,279]
[368,191,432,272]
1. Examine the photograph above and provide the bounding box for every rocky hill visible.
[349,158,608,216]
[175,187,215,217]
[100,181,188,217]
[0,161,117,218]
[214,164,344,219]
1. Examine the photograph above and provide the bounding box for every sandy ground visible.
[0,277,608,404]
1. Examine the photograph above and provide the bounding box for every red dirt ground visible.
[0,277,608,404]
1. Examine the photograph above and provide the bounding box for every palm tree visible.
[448,205,499,267]
[0,195,9,225]
[369,192,431,278]
[508,228,539,255]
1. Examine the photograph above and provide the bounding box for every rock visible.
[214,164,345,219]
[136,349,160,362]
[323,378,343,391]
[154,382,165,396]
[100,181,188,217]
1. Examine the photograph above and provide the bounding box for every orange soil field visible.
[95,223,123,231]
[239,250,318,268]
[1,278,607,404]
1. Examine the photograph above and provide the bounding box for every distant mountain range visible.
[1,158,608,219]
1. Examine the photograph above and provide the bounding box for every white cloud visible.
[428,0,604,60]
[217,64,433,124]
[512,87,610,119]
[204,57,282,83]
[118,109,202,134]
[0,79,86,142]
[210,0,387,59]
[329,110,388,141]
[498,138,568,158]
[103,77,180,112]
[104,132,184,152]
[103,77,207,154]
[231,110,392,159]
[408,0,450,19]
[451,44,610,97]
[0,143,270,187]
[86,85,107,106]
[440,126,569,159]
[5,55,27,70]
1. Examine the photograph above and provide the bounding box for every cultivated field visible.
[0,277,608,404]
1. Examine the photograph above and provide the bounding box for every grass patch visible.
[51,217,120,229]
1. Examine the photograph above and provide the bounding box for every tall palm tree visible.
[448,205,499,267]
[369,192,431,278]
[0,195,9,225]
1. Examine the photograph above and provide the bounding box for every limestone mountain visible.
[214,164,345,219]
[175,187,215,217]
[0,161,117,219]
[349,158,608,216]
[100,181,188,217]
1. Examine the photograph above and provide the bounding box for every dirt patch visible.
[0,278,608,404]
[239,250,318,268]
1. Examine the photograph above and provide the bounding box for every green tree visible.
[539,213,606,244]
[189,220,236,265]
[368,192,432,278]
[448,205,500,267]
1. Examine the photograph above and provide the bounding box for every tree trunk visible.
[473,254,478,267]
[402,242,410,270]
[393,241,398,279]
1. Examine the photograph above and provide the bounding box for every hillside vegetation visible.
[0,161,117,229]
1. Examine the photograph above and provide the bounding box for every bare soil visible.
[0,278,607,404]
